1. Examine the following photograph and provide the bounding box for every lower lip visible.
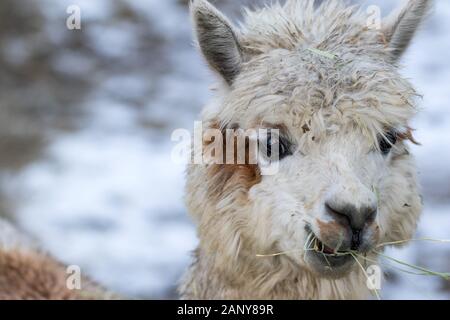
[307,251,354,273]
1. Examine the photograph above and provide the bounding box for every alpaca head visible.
[188,0,430,279]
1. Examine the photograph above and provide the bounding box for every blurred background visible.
[0,0,448,299]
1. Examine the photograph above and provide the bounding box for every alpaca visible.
[0,219,110,299]
[179,0,431,299]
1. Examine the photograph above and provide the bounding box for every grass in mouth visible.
[256,234,450,299]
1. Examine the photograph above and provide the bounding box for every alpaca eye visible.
[266,131,291,160]
[379,130,397,155]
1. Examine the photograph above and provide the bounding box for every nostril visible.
[351,229,362,250]
[325,202,345,218]
[326,201,378,228]
[324,202,352,226]
[324,201,377,251]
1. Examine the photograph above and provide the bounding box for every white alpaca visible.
[179,0,431,299]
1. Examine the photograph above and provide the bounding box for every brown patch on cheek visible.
[204,120,262,202]
[222,165,261,193]
[207,164,261,199]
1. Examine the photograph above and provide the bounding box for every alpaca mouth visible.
[304,228,355,277]
[314,237,347,256]
[306,242,354,277]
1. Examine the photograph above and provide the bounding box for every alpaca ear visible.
[190,0,243,85]
[382,0,432,61]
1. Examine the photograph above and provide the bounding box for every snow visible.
[9,0,450,299]
[15,100,198,297]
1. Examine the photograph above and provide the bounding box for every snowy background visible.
[0,0,448,299]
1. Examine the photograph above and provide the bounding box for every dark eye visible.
[379,130,397,155]
[266,131,291,160]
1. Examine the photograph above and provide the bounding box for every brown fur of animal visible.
[179,0,432,300]
[0,219,111,300]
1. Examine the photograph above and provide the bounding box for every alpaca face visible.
[247,127,382,276]
[214,50,422,278]
[189,0,429,279]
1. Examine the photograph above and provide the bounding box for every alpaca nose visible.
[325,201,377,249]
